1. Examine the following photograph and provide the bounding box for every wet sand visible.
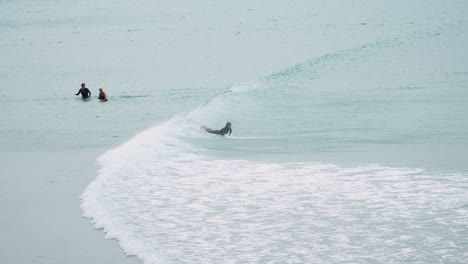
[0,150,141,264]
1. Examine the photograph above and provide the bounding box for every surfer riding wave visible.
[201,122,232,136]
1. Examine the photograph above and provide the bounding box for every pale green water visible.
[2,0,468,263]
[1,0,467,168]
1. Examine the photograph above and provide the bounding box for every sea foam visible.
[81,18,468,263]
[81,109,468,263]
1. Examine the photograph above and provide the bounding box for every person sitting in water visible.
[98,88,108,102]
[75,83,91,99]
[202,122,232,136]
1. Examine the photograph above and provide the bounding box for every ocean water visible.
[2,0,468,263]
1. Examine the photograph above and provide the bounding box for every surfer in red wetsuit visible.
[98,88,108,102]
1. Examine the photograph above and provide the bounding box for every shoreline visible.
[0,149,141,264]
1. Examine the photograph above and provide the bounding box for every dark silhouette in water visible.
[202,122,232,136]
[75,83,91,99]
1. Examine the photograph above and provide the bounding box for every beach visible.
[0,150,140,264]
[2,0,468,263]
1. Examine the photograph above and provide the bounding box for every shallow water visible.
[2,0,468,263]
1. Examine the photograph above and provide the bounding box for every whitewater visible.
[72,1,468,263]
[4,0,468,263]
[83,34,468,264]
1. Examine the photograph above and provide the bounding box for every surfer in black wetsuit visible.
[75,83,91,99]
[202,122,232,136]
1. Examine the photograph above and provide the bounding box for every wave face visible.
[81,15,468,264]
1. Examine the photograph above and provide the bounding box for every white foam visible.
[81,114,468,263]
[229,82,261,93]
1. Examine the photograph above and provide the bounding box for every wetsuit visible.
[76,88,91,98]
[98,92,106,100]
[203,126,232,136]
